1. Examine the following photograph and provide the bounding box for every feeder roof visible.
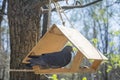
[23,24,107,64]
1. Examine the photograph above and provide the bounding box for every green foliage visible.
[91,38,98,47]
[82,77,87,80]
[103,18,108,23]
[106,65,112,73]
[98,70,102,74]
[60,78,66,80]
[111,30,120,36]
[99,9,105,16]
[109,41,115,47]
[106,53,120,73]
[92,12,98,20]
[92,8,108,24]
[51,74,58,80]
[66,41,73,46]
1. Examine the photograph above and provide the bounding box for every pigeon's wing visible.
[42,52,65,67]
[59,50,72,67]
[42,46,72,67]
[26,46,72,68]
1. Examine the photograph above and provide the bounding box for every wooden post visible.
[90,60,102,70]
[32,65,40,74]
[70,51,84,72]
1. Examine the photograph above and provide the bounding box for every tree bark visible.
[7,0,48,80]
[1,67,5,80]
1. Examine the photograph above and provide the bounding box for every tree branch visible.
[41,0,103,13]
[59,0,103,10]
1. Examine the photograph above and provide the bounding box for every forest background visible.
[0,0,120,80]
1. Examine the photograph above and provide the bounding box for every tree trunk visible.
[8,0,48,80]
[42,6,49,37]
[1,67,5,80]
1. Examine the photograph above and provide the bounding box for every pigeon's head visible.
[63,46,73,52]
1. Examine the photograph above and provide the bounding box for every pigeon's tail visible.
[25,59,32,68]
[25,56,39,68]
[26,56,50,69]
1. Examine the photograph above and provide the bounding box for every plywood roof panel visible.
[56,25,107,60]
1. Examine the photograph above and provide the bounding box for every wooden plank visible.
[30,25,67,55]
[31,33,67,55]
[9,68,95,73]
[90,60,102,70]
[32,67,96,74]
[32,65,40,74]
[57,25,107,60]
[70,51,84,72]
[35,68,71,74]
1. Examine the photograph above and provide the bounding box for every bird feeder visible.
[22,24,107,74]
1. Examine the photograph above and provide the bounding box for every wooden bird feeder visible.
[22,24,107,74]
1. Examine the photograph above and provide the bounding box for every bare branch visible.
[41,0,103,13]
[59,0,103,10]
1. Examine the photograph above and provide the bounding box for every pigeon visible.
[26,46,73,69]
